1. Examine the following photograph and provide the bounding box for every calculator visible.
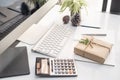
[35,57,77,77]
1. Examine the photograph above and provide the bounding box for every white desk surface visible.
[1,5,120,80]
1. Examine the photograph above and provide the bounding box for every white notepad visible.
[17,24,50,45]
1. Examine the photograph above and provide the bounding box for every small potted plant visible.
[60,0,87,26]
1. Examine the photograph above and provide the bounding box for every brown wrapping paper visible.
[74,36,113,64]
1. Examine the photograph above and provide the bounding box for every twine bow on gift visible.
[79,37,111,52]
[79,37,93,49]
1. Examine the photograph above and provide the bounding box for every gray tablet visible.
[0,47,30,78]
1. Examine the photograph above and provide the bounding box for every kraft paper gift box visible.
[74,36,113,64]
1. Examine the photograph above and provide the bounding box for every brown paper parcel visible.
[74,36,113,64]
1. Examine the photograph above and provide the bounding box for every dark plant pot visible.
[71,13,81,26]
[21,2,30,15]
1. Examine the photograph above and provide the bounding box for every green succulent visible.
[60,0,87,15]
[79,38,89,45]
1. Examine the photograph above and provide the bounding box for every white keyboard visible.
[32,24,73,57]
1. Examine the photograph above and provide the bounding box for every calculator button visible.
[50,59,77,76]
